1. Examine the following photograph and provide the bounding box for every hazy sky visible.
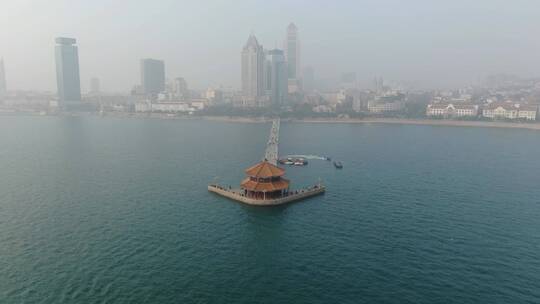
[1,0,540,92]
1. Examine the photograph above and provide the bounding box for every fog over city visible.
[2,0,540,92]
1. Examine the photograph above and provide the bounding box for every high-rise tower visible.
[285,23,301,93]
[140,58,165,96]
[241,35,265,98]
[55,37,81,106]
[265,49,288,107]
[285,23,300,80]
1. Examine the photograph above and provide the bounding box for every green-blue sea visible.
[1,115,539,303]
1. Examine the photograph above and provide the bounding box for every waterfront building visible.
[135,101,193,113]
[320,91,342,106]
[517,106,538,120]
[157,92,172,101]
[55,37,81,106]
[232,95,266,108]
[134,101,151,112]
[344,89,368,112]
[152,102,190,113]
[367,92,406,113]
[265,49,288,107]
[367,91,407,113]
[287,79,302,94]
[426,103,479,118]
[352,99,363,112]
[1,93,51,109]
[313,104,333,113]
[140,58,165,96]
[209,86,234,102]
[482,103,538,121]
[190,99,206,110]
[205,87,223,104]
[241,35,266,99]
[0,58,6,95]
[368,101,404,113]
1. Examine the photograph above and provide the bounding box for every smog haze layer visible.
[1,0,539,91]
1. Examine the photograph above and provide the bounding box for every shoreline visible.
[3,110,540,131]
[292,117,540,131]
[178,115,540,131]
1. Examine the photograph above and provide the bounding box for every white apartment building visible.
[482,103,538,121]
[135,101,192,113]
[426,103,479,117]
[367,101,404,113]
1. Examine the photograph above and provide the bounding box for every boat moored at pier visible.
[278,157,308,166]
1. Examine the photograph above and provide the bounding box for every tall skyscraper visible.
[0,58,6,95]
[241,35,265,98]
[55,37,81,105]
[173,77,189,100]
[285,23,300,80]
[90,77,100,94]
[265,49,288,107]
[140,58,165,95]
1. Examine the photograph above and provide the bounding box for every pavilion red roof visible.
[244,161,285,178]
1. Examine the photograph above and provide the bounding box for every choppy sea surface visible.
[1,115,539,303]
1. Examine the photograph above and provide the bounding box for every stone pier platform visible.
[208,184,325,206]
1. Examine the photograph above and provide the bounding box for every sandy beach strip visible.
[291,117,540,130]
[3,111,540,131]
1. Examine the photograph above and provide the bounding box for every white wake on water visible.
[282,154,328,160]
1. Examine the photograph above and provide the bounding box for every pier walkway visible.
[264,118,280,165]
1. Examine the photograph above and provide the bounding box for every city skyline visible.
[2,1,540,92]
